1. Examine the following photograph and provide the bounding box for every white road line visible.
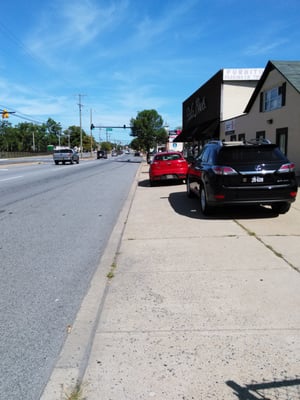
[0,175,23,182]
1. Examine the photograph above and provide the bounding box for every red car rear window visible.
[154,153,182,161]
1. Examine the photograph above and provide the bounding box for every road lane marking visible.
[0,175,23,182]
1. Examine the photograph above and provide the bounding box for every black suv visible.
[187,140,298,215]
[97,150,107,159]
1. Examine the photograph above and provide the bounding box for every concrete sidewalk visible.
[42,161,300,400]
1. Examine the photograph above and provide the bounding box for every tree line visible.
[0,118,97,153]
[0,109,173,156]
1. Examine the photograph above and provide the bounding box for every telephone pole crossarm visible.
[90,124,131,130]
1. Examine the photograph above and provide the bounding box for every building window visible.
[256,131,265,141]
[230,135,237,141]
[276,128,288,155]
[238,133,245,141]
[260,82,286,112]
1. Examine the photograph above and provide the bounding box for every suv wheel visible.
[271,202,291,214]
[200,186,212,216]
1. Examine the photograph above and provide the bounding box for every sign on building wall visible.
[225,119,235,135]
[223,68,264,81]
[168,130,183,151]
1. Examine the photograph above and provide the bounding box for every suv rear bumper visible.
[208,184,297,206]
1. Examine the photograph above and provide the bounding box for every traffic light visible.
[2,109,9,118]
[123,124,126,129]
[90,123,95,130]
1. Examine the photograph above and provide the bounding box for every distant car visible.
[186,140,298,215]
[134,151,141,156]
[149,151,188,186]
[111,151,118,156]
[97,150,107,159]
[53,148,79,165]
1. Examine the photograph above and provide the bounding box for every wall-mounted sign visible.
[223,68,264,81]
[186,96,207,122]
[225,119,235,132]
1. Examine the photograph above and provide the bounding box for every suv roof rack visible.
[221,140,245,146]
[245,138,272,145]
[209,138,273,147]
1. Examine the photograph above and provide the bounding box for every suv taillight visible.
[278,163,295,173]
[212,166,238,175]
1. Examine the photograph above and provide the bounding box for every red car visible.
[149,151,188,186]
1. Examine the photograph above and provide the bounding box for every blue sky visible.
[1,0,300,144]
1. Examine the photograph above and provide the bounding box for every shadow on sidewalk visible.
[226,376,300,399]
[168,191,280,220]
[137,179,284,220]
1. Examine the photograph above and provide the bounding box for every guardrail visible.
[0,151,51,159]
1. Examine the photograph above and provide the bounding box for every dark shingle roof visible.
[244,60,300,113]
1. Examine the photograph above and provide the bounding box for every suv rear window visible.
[218,145,287,163]
[54,149,72,153]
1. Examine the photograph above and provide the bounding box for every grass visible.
[107,261,117,279]
[63,382,86,400]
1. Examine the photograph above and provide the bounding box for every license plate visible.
[166,174,174,179]
[251,176,264,183]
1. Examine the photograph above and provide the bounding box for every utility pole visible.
[77,94,86,157]
[90,108,93,156]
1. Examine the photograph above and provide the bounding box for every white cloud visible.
[26,0,130,66]
[244,39,289,56]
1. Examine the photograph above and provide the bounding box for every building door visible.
[276,128,288,155]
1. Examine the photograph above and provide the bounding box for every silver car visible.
[53,148,79,165]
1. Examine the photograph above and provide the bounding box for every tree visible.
[130,109,167,162]
[129,137,142,151]
[0,121,14,151]
[64,125,81,148]
[100,141,112,152]
[45,118,63,146]
[63,125,96,151]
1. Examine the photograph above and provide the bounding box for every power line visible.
[0,104,45,125]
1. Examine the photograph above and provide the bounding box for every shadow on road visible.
[138,179,185,188]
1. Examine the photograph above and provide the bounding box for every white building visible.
[220,60,300,175]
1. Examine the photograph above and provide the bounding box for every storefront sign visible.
[223,68,264,81]
[186,96,207,122]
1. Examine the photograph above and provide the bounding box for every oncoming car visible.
[186,140,297,215]
[149,151,188,186]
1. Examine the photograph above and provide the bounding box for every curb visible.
[40,161,144,400]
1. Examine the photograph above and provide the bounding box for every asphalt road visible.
[0,154,141,400]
